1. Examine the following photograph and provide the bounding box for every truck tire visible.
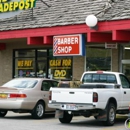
[0,110,7,117]
[103,103,116,126]
[59,111,73,123]
[31,101,45,119]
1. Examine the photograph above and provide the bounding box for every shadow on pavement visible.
[1,113,128,128]
[2,113,55,120]
[57,115,128,128]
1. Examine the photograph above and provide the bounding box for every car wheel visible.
[31,101,45,119]
[0,110,7,117]
[103,103,116,126]
[59,111,73,123]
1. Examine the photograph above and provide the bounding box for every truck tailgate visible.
[50,88,93,104]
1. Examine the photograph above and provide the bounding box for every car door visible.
[41,80,55,111]
[120,74,130,109]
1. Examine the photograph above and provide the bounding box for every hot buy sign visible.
[53,34,85,56]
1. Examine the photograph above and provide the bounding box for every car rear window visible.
[51,81,59,87]
[82,74,117,83]
[2,79,38,88]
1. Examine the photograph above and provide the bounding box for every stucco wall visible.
[73,56,85,80]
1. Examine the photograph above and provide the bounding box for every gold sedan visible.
[0,78,58,119]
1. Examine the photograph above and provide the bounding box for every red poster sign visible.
[53,34,85,56]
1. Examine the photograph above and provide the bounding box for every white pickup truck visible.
[48,71,130,126]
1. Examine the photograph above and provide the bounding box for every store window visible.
[14,49,35,78]
[14,58,35,77]
[13,49,48,78]
[86,46,111,71]
[13,49,73,80]
[15,50,35,57]
[48,49,73,80]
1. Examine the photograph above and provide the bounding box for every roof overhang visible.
[0,19,130,45]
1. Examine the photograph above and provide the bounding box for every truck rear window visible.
[82,74,117,83]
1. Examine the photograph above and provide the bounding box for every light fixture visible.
[85,15,98,30]
[124,47,130,50]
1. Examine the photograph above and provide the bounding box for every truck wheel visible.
[0,110,7,117]
[59,111,73,123]
[103,103,116,126]
[31,101,45,119]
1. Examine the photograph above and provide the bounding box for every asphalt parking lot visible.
[0,112,127,130]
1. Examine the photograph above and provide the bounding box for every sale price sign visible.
[53,34,85,56]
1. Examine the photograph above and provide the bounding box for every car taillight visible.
[93,92,98,102]
[9,94,27,98]
[49,91,52,100]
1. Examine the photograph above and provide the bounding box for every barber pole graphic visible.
[53,34,85,56]
[53,38,58,55]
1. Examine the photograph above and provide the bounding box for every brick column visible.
[111,48,119,72]
[72,56,85,80]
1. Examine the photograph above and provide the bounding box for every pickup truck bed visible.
[49,83,120,110]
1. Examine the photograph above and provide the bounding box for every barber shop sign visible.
[53,34,85,56]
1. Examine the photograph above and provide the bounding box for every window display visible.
[49,58,72,80]
[13,49,48,78]
[14,58,35,77]
[48,49,73,80]
[13,49,73,80]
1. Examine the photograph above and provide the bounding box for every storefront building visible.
[0,0,130,84]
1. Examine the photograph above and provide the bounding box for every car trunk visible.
[0,87,20,100]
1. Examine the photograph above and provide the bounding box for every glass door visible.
[37,49,48,78]
[37,61,47,78]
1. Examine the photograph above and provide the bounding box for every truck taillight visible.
[49,91,52,100]
[93,92,98,102]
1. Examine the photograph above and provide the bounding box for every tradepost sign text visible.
[0,0,36,12]
[53,34,85,56]
[0,0,36,19]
